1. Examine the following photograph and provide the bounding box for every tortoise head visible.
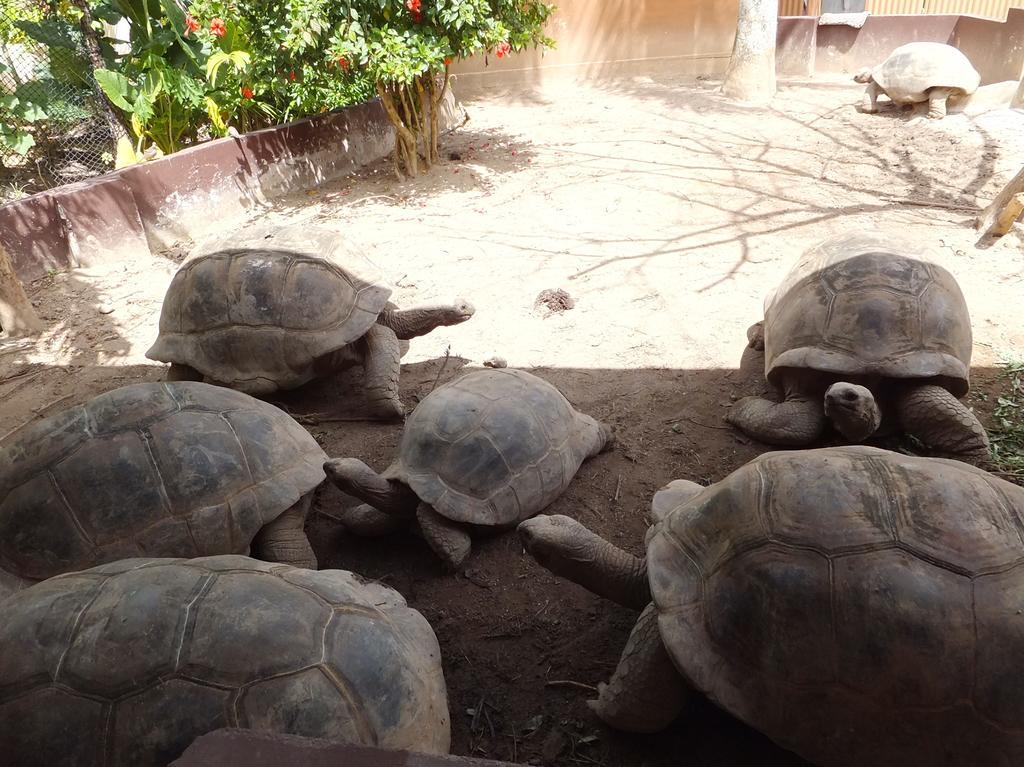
[518,515,601,573]
[824,382,882,442]
[853,68,873,84]
[443,297,476,326]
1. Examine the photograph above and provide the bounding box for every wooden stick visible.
[977,165,1024,236]
[545,679,598,693]
[993,193,1024,236]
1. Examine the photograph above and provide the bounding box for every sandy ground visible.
[2,73,1024,766]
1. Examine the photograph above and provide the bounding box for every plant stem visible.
[377,83,418,177]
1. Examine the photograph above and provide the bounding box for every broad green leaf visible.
[94,69,134,111]
[20,101,47,122]
[0,126,35,156]
[205,96,227,135]
[130,112,145,139]
[205,51,231,83]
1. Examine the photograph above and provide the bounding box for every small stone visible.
[483,356,507,369]
[98,303,114,315]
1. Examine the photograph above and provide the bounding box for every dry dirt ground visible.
[3,74,1024,766]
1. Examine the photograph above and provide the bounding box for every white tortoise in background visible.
[147,224,475,420]
[726,232,989,463]
[855,42,980,119]
[0,555,450,766]
[519,446,1024,766]
[0,382,326,598]
[325,368,613,570]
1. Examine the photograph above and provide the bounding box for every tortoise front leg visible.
[726,386,827,446]
[896,384,991,465]
[251,494,317,569]
[416,503,472,571]
[166,363,204,382]
[861,81,881,113]
[361,323,404,420]
[927,87,953,119]
[589,602,693,733]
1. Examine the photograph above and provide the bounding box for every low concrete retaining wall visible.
[778,8,1024,80]
[0,98,404,283]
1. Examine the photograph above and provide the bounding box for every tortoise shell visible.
[872,42,980,103]
[762,232,972,396]
[0,382,326,582]
[386,369,606,528]
[146,224,391,394]
[0,555,450,766]
[647,445,1024,766]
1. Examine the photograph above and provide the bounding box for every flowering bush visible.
[328,0,555,177]
[89,0,554,169]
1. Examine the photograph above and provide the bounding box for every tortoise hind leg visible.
[166,363,203,382]
[416,503,472,571]
[251,494,317,569]
[589,602,693,733]
[726,390,826,446]
[361,323,405,420]
[896,384,991,465]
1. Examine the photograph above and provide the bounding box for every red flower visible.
[338,56,350,70]
[209,18,226,37]
[405,0,421,11]
[495,41,511,58]
[240,86,254,99]
[184,14,200,36]
[289,70,296,81]
[444,57,452,66]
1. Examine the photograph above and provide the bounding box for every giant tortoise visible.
[726,232,989,463]
[146,224,475,419]
[519,446,1024,766]
[0,555,450,766]
[324,368,613,570]
[0,382,325,598]
[855,42,980,119]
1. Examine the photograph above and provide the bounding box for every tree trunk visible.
[0,243,43,337]
[721,0,778,104]
[71,0,131,144]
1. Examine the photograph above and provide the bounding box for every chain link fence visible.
[0,0,114,201]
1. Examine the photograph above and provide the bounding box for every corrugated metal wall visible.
[779,0,1014,17]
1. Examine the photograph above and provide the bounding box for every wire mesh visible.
[0,1,113,201]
